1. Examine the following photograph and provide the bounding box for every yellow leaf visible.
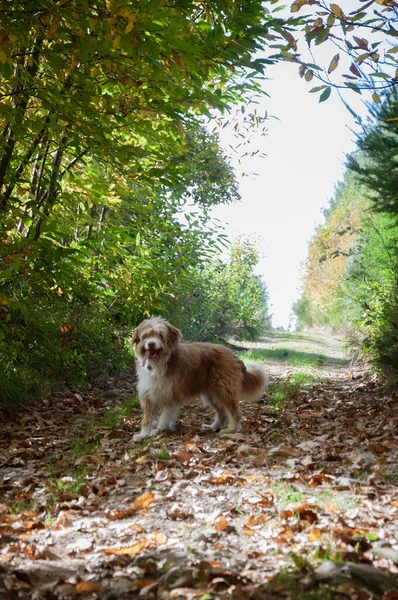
[112,34,121,48]
[305,70,313,82]
[330,4,346,20]
[372,92,381,104]
[291,0,310,12]
[125,19,134,34]
[104,532,165,557]
[117,8,130,18]
[356,52,371,65]
[308,526,322,542]
[132,491,155,511]
[0,49,7,64]
[328,53,340,74]
[105,540,149,556]
[215,516,228,531]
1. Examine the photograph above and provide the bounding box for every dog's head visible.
[132,317,181,369]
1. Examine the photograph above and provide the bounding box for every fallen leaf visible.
[308,526,322,542]
[75,581,104,593]
[269,444,301,458]
[130,523,145,532]
[215,516,228,532]
[104,540,150,557]
[132,491,155,511]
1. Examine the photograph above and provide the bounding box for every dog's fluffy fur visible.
[131,316,268,441]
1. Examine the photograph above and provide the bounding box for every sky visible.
[212,60,366,329]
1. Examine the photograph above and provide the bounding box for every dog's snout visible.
[148,341,156,350]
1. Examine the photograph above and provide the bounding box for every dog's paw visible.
[201,423,219,431]
[132,432,146,442]
[149,427,163,437]
[220,424,242,434]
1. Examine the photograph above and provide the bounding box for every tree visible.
[295,89,398,382]
[167,238,271,341]
[347,88,398,216]
[286,1,398,103]
[295,171,365,329]
[1,1,289,401]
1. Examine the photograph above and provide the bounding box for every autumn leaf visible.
[328,53,340,74]
[291,0,312,12]
[75,582,104,593]
[104,532,165,557]
[283,30,297,51]
[215,516,228,531]
[308,526,322,542]
[330,4,346,20]
[350,63,361,78]
[104,540,150,557]
[210,472,236,485]
[353,36,369,50]
[132,491,155,511]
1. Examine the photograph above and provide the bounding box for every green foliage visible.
[166,238,271,341]
[344,212,398,384]
[1,2,292,404]
[296,90,398,384]
[290,2,398,101]
[293,170,365,332]
[347,89,398,216]
[0,293,132,405]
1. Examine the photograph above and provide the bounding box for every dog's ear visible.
[166,323,181,347]
[131,326,140,345]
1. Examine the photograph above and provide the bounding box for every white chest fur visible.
[136,364,172,405]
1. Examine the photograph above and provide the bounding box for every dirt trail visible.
[1,332,397,599]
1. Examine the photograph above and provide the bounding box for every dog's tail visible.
[241,363,268,402]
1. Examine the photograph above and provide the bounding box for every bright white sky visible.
[213,59,366,329]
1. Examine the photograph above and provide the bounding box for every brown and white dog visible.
[131,316,268,441]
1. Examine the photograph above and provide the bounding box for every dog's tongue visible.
[141,349,155,368]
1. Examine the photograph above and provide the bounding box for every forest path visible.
[1,332,398,599]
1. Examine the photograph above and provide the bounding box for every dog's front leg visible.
[132,395,157,441]
[150,406,179,436]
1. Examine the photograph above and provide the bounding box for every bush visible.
[0,295,132,407]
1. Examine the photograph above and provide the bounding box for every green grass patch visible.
[314,488,361,511]
[268,370,321,408]
[237,347,345,369]
[8,498,36,515]
[99,394,140,429]
[269,482,305,506]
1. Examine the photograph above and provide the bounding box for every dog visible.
[131,316,268,441]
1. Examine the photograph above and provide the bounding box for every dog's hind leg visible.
[221,396,242,433]
[201,396,228,431]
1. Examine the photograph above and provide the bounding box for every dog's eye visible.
[158,331,165,341]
